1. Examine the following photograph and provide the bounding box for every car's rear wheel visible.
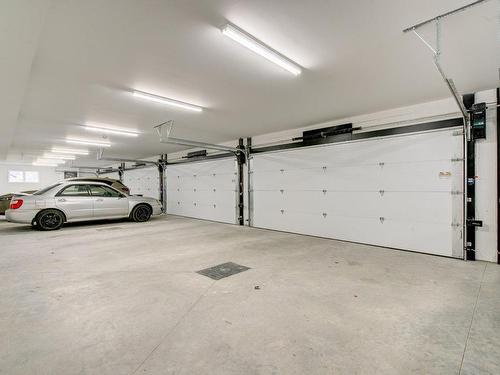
[130,204,152,222]
[36,209,65,231]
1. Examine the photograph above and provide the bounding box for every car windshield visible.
[33,183,62,195]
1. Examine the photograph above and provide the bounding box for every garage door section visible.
[123,167,160,200]
[250,129,464,257]
[167,158,238,224]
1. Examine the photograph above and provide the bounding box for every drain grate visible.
[197,262,250,280]
[96,227,123,231]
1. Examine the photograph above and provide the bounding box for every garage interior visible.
[1,1,499,374]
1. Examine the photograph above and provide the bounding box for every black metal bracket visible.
[467,219,483,227]
[118,163,125,182]
[463,95,483,261]
[470,102,487,140]
[185,150,208,159]
[158,154,167,213]
[250,118,463,154]
[237,138,245,225]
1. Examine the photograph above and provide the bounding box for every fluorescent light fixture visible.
[65,139,111,147]
[221,23,302,76]
[84,125,139,137]
[33,162,59,167]
[51,148,89,155]
[36,158,65,165]
[132,91,203,112]
[43,153,76,160]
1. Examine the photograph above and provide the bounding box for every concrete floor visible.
[1,215,499,375]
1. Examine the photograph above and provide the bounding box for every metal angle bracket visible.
[154,120,241,154]
[402,2,490,128]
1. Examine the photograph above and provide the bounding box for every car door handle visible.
[57,198,66,202]
[96,198,104,202]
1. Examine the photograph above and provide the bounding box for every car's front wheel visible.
[130,204,152,222]
[36,209,65,231]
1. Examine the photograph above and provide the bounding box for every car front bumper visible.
[5,209,38,224]
[152,203,162,216]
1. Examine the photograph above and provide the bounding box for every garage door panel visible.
[378,192,453,222]
[123,167,160,199]
[252,168,325,190]
[167,158,237,224]
[254,190,382,218]
[251,129,463,257]
[380,160,460,191]
[377,220,455,256]
[253,207,456,257]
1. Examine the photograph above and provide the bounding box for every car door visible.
[55,184,93,220]
[88,185,129,218]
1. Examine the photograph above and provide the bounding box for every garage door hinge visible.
[379,190,385,196]
[379,216,385,223]
[465,242,476,252]
[466,219,483,227]
[450,190,462,195]
[451,222,461,228]
[451,157,463,162]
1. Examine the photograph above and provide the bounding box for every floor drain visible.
[197,262,250,280]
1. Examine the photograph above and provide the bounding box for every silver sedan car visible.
[6,181,162,230]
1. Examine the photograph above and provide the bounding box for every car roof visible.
[67,177,117,182]
[60,180,109,186]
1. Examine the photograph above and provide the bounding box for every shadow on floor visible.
[0,216,163,234]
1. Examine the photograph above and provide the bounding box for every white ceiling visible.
[1,0,498,166]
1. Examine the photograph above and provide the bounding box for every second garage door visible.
[250,127,464,257]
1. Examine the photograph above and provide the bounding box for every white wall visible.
[0,163,64,194]
[474,89,497,262]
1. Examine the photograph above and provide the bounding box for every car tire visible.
[130,204,152,223]
[36,209,65,231]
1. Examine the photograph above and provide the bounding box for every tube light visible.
[36,158,65,164]
[84,125,139,137]
[66,139,111,147]
[132,91,203,112]
[221,23,302,76]
[43,153,76,160]
[51,148,89,155]
[33,162,59,167]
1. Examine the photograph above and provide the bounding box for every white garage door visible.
[166,158,238,224]
[250,128,464,257]
[123,167,160,199]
